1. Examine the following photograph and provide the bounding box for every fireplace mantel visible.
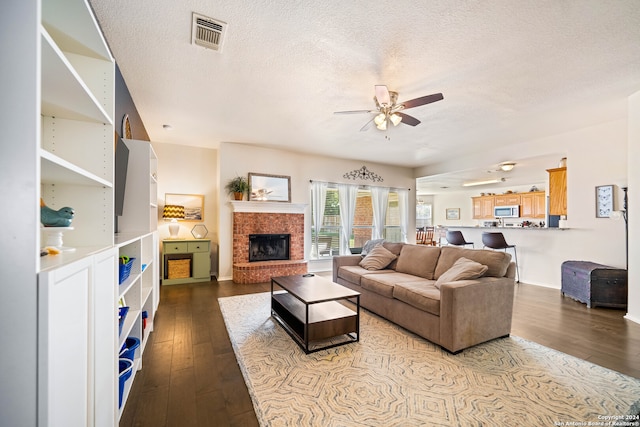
[229,201,307,214]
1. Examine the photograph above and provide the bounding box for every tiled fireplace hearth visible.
[231,201,308,284]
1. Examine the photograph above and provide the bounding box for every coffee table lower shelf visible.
[271,292,359,354]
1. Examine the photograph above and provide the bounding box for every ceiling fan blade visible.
[334,110,374,114]
[359,117,375,131]
[397,112,421,126]
[374,85,391,105]
[401,93,444,110]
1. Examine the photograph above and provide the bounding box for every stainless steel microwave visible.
[494,205,520,218]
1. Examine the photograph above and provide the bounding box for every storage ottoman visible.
[561,261,627,309]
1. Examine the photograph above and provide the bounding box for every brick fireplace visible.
[231,201,308,283]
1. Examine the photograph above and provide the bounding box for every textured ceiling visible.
[89,0,640,191]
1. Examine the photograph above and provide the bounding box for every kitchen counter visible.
[445,226,570,231]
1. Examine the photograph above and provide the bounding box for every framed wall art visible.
[248,173,291,202]
[164,193,204,221]
[595,185,614,218]
[446,208,460,220]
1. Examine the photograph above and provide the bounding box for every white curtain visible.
[337,183,358,254]
[371,187,389,240]
[310,181,328,257]
[398,189,409,243]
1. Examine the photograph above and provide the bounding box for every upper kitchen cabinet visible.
[520,191,546,219]
[547,167,567,216]
[494,194,521,206]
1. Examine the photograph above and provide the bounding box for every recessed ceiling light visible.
[500,162,516,172]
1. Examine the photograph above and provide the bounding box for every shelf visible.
[40,149,112,187]
[39,244,110,273]
[118,272,141,299]
[141,286,153,308]
[41,27,112,124]
[42,0,112,61]
[118,308,140,348]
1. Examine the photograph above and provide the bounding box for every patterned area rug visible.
[219,292,640,426]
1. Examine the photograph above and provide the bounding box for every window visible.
[310,183,406,259]
[416,202,432,229]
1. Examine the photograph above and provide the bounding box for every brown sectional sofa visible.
[332,242,516,353]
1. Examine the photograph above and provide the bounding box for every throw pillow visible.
[361,239,385,256]
[434,257,488,289]
[359,244,397,271]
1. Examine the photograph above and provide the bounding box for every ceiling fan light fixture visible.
[376,119,387,131]
[500,162,516,172]
[389,113,402,126]
[374,113,386,126]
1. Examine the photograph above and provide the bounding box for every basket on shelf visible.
[118,358,134,408]
[118,257,135,284]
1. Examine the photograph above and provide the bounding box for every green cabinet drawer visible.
[164,242,188,253]
[188,241,209,253]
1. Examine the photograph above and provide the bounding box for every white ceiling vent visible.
[191,13,227,52]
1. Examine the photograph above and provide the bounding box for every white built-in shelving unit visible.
[35,1,159,425]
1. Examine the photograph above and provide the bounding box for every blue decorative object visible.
[40,198,74,227]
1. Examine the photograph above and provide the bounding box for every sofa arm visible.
[439,277,515,353]
[332,255,362,282]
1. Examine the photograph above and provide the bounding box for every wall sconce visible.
[163,205,185,238]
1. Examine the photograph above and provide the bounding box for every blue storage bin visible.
[119,358,134,408]
[119,336,140,361]
[118,306,129,336]
[118,257,135,284]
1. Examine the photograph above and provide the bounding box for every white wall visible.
[627,91,640,324]
[152,142,219,275]
[217,142,415,281]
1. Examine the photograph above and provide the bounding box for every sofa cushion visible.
[337,265,393,285]
[382,242,404,269]
[393,281,441,316]
[395,244,441,279]
[434,246,511,279]
[434,257,488,289]
[361,272,419,298]
[361,239,385,255]
[359,244,397,270]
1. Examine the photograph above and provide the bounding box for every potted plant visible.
[225,176,249,200]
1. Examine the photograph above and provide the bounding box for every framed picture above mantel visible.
[248,173,291,202]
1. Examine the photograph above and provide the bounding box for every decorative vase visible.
[233,192,243,201]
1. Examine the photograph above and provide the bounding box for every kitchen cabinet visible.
[520,191,546,219]
[547,167,567,215]
[494,194,521,206]
[472,196,495,219]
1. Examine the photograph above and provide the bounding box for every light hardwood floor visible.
[119,278,640,427]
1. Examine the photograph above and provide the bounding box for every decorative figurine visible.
[40,198,74,227]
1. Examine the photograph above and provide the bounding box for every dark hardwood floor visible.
[119,277,640,427]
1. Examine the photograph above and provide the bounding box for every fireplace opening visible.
[249,234,290,262]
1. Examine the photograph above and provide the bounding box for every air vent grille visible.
[191,13,227,52]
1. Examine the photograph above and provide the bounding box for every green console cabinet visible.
[162,239,211,285]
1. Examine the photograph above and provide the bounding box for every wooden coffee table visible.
[270,274,360,354]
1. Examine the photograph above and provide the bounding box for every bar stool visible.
[482,232,519,283]
[445,230,474,248]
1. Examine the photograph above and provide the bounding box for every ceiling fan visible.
[334,85,443,131]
